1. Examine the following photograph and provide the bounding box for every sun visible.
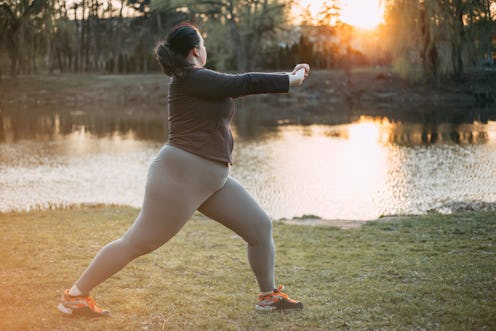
[340,0,384,30]
[295,0,384,30]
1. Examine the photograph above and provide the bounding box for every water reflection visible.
[0,106,168,143]
[335,116,492,146]
[2,104,496,220]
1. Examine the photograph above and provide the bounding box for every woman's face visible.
[196,33,207,67]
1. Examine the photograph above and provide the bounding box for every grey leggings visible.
[75,144,275,293]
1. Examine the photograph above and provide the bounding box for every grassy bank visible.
[0,206,494,330]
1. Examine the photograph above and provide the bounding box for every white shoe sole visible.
[255,304,304,311]
[57,303,73,315]
[255,304,277,311]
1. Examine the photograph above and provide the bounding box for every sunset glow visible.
[296,0,385,30]
[340,0,384,29]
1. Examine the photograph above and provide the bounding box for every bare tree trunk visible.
[483,0,494,64]
[32,34,37,73]
[89,0,101,72]
[8,32,18,79]
[84,0,91,71]
[420,2,440,87]
[57,45,65,72]
[451,0,464,80]
[231,23,246,71]
[226,0,246,72]
[72,3,79,71]
[81,0,87,71]
[0,31,3,83]
[46,0,53,74]
[156,10,163,35]
[113,0,125,74]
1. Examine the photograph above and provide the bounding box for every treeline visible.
[0,0,190,77]
[0,0,494,85]
[382,0,495,85]
[0,0,356,78]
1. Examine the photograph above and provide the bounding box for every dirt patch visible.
[277,217,368,229]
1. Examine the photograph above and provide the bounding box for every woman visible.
[58,22,309,316]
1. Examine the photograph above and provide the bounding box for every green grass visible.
[0,207,495,330]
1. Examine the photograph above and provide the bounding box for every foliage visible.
[0,0,49,77]
[0,0,493,79]
[0,0,293,75]
[0,206,494,330]
[152,0,290,71]
[383,0,496,85]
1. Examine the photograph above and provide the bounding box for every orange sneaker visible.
[255,285,303,311]
[57,289,110,317]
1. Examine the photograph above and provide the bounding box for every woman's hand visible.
[288,64,310,87]
[291,64,310,77]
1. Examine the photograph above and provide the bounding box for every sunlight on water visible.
[2,115,496,220]
[231,123,395,220]
[231,118,496,220]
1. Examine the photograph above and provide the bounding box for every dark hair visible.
[154,22,201,77]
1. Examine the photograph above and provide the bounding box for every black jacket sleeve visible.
[182,68,290,99]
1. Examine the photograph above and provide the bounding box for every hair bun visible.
[157,43,173,56]
[154,22,200,77]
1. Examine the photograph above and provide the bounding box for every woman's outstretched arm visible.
[180,64,311,99]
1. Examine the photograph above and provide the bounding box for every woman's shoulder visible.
[171,68,207,83]
[184,67,220,77]
[180,67,235,83]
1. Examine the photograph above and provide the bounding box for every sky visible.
[64,0,387,30]
[296,0,385,30]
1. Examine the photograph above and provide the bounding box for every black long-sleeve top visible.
[167,68,290,164]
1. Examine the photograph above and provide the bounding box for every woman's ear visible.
[192,46,200,57]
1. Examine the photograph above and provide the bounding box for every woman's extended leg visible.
[74,185,198,294]
[74,146,228,293]
[198,176,275,292]
[59,145,228,317]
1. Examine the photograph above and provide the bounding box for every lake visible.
[1,100,496,221]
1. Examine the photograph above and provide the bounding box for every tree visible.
[383,0,496,85]
[467,0,496,65]
[0,0,47,78]
[318,0,340,26]
[318,0,352,81]
[0,4,7,81]
[420,0,442,86]
[153,0,288,71]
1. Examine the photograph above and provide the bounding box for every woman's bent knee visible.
[246,216,273,247]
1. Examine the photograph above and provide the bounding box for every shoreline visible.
[1,67,494,112]
[2,203,496,229]
[0,203,371,229]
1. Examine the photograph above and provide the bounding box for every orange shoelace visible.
[84,296,103,312]
[273,285,288,298]
[260,285,288,299]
